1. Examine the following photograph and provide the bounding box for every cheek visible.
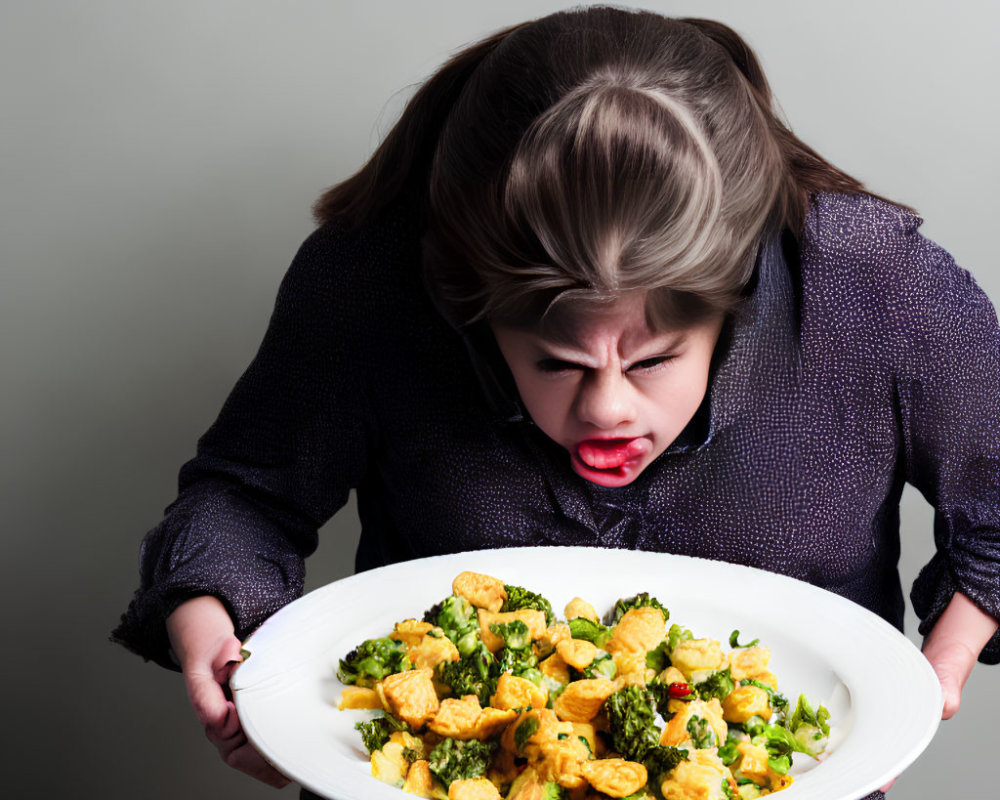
[517,379,572,433]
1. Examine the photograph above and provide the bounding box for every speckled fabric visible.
[112,193,1000,675]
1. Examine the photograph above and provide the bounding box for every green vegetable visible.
[513,716,539,750]
[695,668,735,701]
[583,652,617,680]
[742,716,816,774]
[666,623,693,652]
[425,595,479,645]
[640,745,689,796]
[717,736,741,766]
[729,630,759,649]
[427,737,496,787]
[354,714,407,754]
[788,694,830,757]
[435,643,498,705]
[686,715,718,749]
[497,642,539,679]
[645,640,671,672]
[490,619,532,650]
[603,685,660,762]
[605,593,669,625]
[502,584,555,626]
[337,637,412,687]
[568,617,613,648]
[722,777,738,800]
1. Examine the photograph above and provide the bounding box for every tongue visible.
[578,441,634,470]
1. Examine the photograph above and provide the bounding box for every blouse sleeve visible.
[887,221,1000,664]
[111,222,374,669]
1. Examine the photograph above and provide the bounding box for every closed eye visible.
[535,358,585,373]
[627,355,674,372]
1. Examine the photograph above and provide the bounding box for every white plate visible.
[232,546,941,800]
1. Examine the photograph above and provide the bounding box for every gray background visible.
[3,1,997,798]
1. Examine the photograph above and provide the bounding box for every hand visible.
[879,593,998,793]
[166,595,290,788]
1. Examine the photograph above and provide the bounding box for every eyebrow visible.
[532,329,687,364]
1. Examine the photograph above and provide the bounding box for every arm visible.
[921,592,999,719]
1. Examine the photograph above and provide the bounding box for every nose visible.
[574,367,636,430]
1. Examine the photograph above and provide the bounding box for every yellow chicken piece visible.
[380,668,440,730]
[537,736,591,788]
[721,685,771,724]
[564,597,599,622]
[430,694,517,739]
[606,607,667,655]
[657,665,687,686]
[391,619,435,647]
[659,698,727,750]
[580,758,648,798]
[733,741,793,792]
[539,652,571,685]
[489,748,520,786]
[501,708,564,755]
[726,645,771,681]
[478,609,548,652]
[492,673,548,710]
[448,777,502,800]
[556,638,599,670]
[408,632,460,671]
[659,749,733,800]
[371,740,411,787]
[402,759,438,797]
[570,722,598,756]
[337,686,383,710]
[669,638,725,682]
[552,678,617,723]
[613,651,651,688]
[452,571,508,612]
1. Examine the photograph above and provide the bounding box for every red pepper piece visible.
[667,682,690,699]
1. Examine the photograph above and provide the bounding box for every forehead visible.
[533,294,668,350]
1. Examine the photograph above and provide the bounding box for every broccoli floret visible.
[427,737,496,787]
[490,619,532,650]
[641,744,689,795]
[605,593,669,625]
[502,584,555,626]
[354,714,407,754]
[337,637,412,687]
[742,716,817,774]
[788,694,830,757]
[583,652,617,680]
[568,617,613,648]
[425,595,479,645]
[435,643,498,705]
[695,668,735,702]
[603,685,661,762]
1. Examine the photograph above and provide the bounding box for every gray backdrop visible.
[3,1,997,798]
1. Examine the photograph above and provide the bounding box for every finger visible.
[222,741,291,788]
[880,776,897,792]
[185,670,233,730]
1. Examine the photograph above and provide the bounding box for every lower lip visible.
[571,438,648,487]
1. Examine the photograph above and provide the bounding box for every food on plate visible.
[337,571,830,799]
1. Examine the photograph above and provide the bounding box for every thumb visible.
[185,668,233,731]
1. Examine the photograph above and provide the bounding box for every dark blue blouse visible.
[112,193,1000,671]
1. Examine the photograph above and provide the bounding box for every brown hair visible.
[314,7,894,329]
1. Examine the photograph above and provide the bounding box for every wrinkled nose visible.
[575,369,636,430]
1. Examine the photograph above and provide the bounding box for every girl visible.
[113,7,999,799]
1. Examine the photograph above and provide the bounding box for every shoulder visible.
[797,192,997,369]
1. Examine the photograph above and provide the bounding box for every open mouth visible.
[572,438,648,486]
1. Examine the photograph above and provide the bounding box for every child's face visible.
[492,294,724,488]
